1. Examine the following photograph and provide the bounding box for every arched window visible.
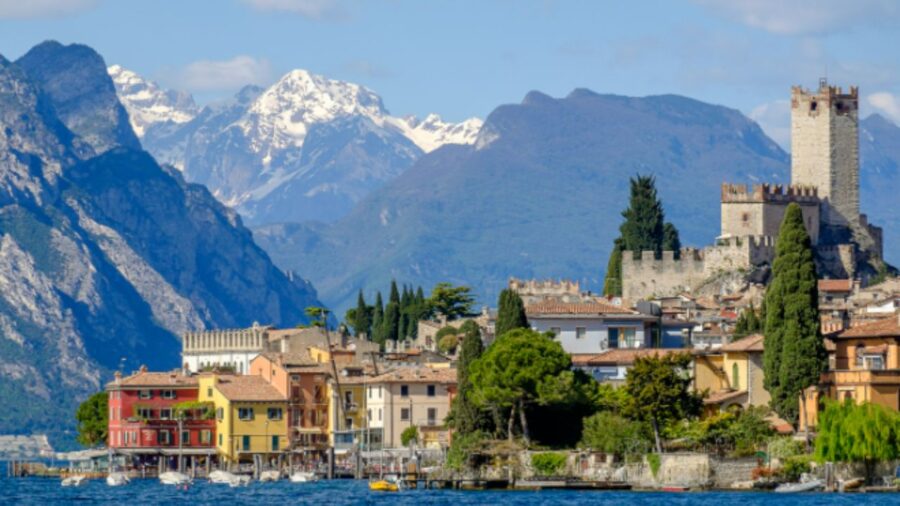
[732,363,740,390]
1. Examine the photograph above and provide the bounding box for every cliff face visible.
[0,42,323,446]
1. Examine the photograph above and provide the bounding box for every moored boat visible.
[369,479,400,492]
[259,470,281,482]
[774,479,824,493]
[159,471,191,486]
[61,475,87,487]
[106,472,130,486]
[290,471,319,483]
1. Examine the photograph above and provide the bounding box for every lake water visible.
[3,477,899,505]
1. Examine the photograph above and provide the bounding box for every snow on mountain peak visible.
[390,113,483,153]
[108,65,198,137]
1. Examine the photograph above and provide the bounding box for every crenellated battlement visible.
[721,182,819,204]
[791,79,859,102]
[509,277,580,295]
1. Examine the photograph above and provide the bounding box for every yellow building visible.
[198,373,289,463]
[327,374,372,452]
[694,334,771,412]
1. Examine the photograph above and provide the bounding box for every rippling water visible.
[1,477,893,505]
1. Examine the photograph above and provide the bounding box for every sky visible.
[2,0,900,149]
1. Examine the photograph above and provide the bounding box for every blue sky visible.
[2,0,900,148]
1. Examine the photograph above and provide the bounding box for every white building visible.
[525,301,656,354]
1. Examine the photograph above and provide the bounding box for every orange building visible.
[801,314,900,430]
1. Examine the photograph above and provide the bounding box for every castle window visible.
[741,212,750,223]
[810,101,817,111]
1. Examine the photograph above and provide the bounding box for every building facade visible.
[526,301,655,354]
[365,368,456,449]
[694,334,770,412]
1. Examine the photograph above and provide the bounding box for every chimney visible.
[114,371,122,385]
[183,362,190,376]
[139,365,148,374]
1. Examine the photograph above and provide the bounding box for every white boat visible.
[159,471,191,486]
[259,470,281,482]
[229,474,251,487]
[774,479,824,493]
[290,471,319,483]
[106,472,130,486]
[209,470,250,486]
[61,475,87,487]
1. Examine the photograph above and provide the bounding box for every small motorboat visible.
[259,470,281,482]
[61,475,87,487]
[159,471,192,486]
[661,485,690,492]
[106,472,130,487]
[774,479,824,493]
[228,475,251,487]
[209,470,238,484]
[839,478,864,492]
[290,471,319,483]
[369,479,400,492]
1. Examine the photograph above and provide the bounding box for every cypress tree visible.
[372,292,385,345]
[354,290,371,338]
[383,301,400,342]
[495,288,528,338]
[619,175,666,259]
[603,239,624,297]
[764,203,825,423]
[663,222,681,259]
[452,320,488,434]
[389,280,400,305]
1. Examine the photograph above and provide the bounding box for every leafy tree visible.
[435,326,459,340]
[495,288,528,338]
[764,203,825,424]
[469,329,571,444]
[733,302,762,339]
[304,306,329,327]
[75,392,108,447]
[815,400,900,482]
[602,239,624,297]
[580,411,650,457]
[438,334,459,354]
[451,320,488,435]
[662,222,681,258]
[371,292,385,345]
[428,282,475,321]
[401,426,418,447]
[623,353,702,453]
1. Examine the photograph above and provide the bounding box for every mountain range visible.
[0,41,323,445]
[110,67,482,225]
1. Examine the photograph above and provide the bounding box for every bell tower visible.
[790,79,859,230]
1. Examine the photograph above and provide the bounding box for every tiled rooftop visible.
[525,301,636,316]
[838,315,900,338]
[107,369,197,389]
[366,367,457,384]
[720,334,764,353]
[214,375,286,402]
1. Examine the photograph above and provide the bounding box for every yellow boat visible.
[369,479,400,492]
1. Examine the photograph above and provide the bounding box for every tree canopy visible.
[450,320,488,435]
[75,392,108,447]
[428,282,475,321]
[764,203,825,424]
[815,400,900,482]
[623,353,702,453]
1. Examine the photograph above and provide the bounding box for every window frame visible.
[400,407,410,421]
[238,407,255,421]
[267,407,283,420]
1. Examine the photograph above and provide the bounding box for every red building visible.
[107,366,216,471]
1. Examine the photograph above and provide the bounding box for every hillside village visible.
[28,79,896,490]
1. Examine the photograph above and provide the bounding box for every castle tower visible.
[790,79,860,229]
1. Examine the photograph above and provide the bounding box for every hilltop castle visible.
[622,80,885,301]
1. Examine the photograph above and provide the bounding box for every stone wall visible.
[720,183,820,244]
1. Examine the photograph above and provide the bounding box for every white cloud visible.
[693,0,900,35]
[0,0,98,19]
[174,55,274,92]
[867,92,900,124]
[239,0,344,19]
[748,99,791,150]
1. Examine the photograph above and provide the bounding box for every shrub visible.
[778,456,811,482]
[438,334,459,354]
[446,430,488,470]
[401,426,418,447]
[767,436,805,460]
[580,411,650,457]
[647,453,661,478]
[531,452,567,476]
[435,326,459,340]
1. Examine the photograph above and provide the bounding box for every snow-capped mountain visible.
[111,66,481,224]
[108,64,198,137]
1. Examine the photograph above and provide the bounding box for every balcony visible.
[343,402,358,413]
[824,368,900,386]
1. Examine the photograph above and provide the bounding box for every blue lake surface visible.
[4,477,900,505]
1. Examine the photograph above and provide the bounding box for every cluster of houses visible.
[106,268,900,472]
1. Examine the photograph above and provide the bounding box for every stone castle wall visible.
[720,183,820,244]
[621,237,775,300]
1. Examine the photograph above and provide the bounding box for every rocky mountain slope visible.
[0,41,323,446]
[255,89,791,311]
[860,114,900,261]
[112,67,482,225]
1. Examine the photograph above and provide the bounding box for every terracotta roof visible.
[525,301,637,316]
[107,370,197,389]
[720,334,764,353]
[577,348,686,366]
[703,390,747,405]
[367,367,457,385]
[838,316,900,338]
[214,375,286,402]
[257,351,318,367]
[862,344,889,355]
[824,338,836,352]
[818,279,853,293]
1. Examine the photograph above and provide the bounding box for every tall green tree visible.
[662,222,681,259]
[353,290,371,338]
[450,320,487,435]
[733,303,762,340]
[623,353,702,453]
[815,401,900,482]
[495,288,528,338]
[428,282,475,321]
[372,292,385,345]
[389,280,400,305]
[469,328,572,444]
[620,175,666,258]
[603,239,624,297]
[383,301,400,342]
[75,392,108,447]
[764,203,825,424]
